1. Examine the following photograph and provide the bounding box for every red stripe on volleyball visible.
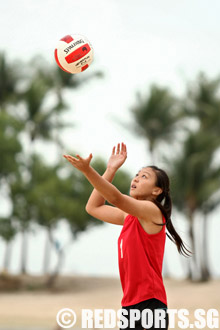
[65,43,91,64]
[81,64,89,72]
[54,49,72,73]
[60,35,74,43]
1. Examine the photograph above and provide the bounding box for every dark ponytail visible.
[147,166,192,258]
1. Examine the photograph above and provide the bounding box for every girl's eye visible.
[142,175,146,178]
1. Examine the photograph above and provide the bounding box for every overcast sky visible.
[0,0,220,278]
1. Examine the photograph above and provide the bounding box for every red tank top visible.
[118,214,167,307]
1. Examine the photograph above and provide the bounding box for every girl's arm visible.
[86,143,126,209]
[85,166,127,225]
[84,143,128,225]
[63,145,159,223]
[86,167,116,208]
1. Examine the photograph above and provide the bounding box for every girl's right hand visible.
[107,142,127,171]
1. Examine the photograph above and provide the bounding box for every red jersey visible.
[118,214,167,307]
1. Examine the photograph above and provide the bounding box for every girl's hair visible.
[146,165,192,257]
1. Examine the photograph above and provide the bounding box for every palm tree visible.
[130,85,183,163]
[165,130,220,280]
[13,56,102,274]
[15,67,61,274]
[0,218,17,273]
[129,84,185,277]
[0,53,20,108]
[10,54,104,274]
[180,72,220,280]
[130,76,220,281]
[0,53,24,275]
[20,154,131,287]
[184,72,220,135]
[0,111,23,274]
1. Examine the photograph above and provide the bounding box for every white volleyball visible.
[55,34,94,74]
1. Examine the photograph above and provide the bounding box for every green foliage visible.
[184,73,220,134]
[0,53,20,106]
[0,218,17,242]
[172,73,220,215]
[0,51,107,275]
[131,73,220,280]
[1,49,220,281]
[131,85,183,153]
[167,130,220,214]
[0,112,23,179]
[18,68,71,142]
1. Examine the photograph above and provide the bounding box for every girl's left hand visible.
[63,153,93,173]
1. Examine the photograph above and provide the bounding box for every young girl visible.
[63,142,191,330]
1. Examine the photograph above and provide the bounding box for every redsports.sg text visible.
[56,307,219,329]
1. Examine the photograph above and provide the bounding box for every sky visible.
[0,0,220,278]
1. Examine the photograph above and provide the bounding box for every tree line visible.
[0,52,220,284]
[129,76,220,281]
[0,53,131,287]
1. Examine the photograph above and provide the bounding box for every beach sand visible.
[0,275,219,330]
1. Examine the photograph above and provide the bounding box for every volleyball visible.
[54,34,94,74]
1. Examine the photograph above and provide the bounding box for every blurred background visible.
[0,0,220,329]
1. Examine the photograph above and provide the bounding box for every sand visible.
[0,275,219,330]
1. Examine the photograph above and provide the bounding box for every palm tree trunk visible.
[200,213,210,281]
[185,233,193,281]
[45,228,63,288]
[46,237,73,289]
[188,214,197,280]
[21,229,28,274]
[149,143,155,165]
[46,249,64,289]
[3,240,12,272]
[43,227,52,275]
[178,252,191,279]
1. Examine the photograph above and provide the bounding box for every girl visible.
[63,142,191,330]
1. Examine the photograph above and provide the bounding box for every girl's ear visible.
[152,187,163,197]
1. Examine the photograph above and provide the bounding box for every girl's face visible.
[130,167,161,200]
